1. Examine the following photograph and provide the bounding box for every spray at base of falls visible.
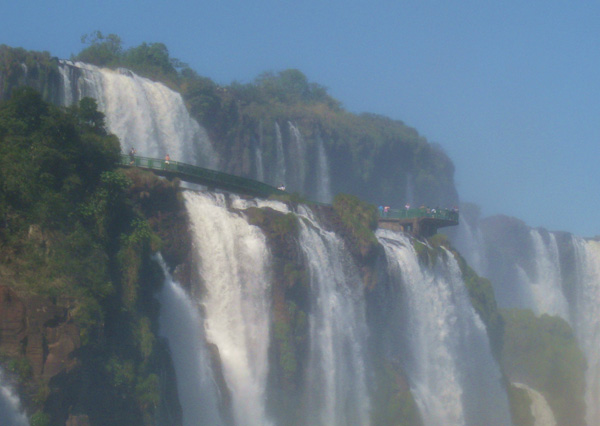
[184,191,273,426]
[377,229,511,426]
[156,255,224,426]
[58,61,218,168]
[0,368,29,426]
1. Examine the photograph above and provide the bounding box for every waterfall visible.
[377,229,511,426]
[288,122,307,192]
[58,61,218,168]
[513,383,556,426]
[315,135,332,203]
[0,369,29,426]
[527,230,569,318]
[572,239,600,426]
[453,213,487,277]
[255,145,265,183]
[156,255,224,426]
[297,206,370,426]
[274,122,286,187]
[184,191,273,426]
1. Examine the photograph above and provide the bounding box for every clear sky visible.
[3,1,599,236]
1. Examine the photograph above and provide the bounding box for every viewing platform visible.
[118,154,285,198]
[119,154,458,237]
[378,207,459,237]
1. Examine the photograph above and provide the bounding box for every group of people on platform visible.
[128,148,171,167]
[378,203,459,217]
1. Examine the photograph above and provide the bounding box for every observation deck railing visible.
[379,207,459,223]
[118,154,285,198]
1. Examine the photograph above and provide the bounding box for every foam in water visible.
[0,368,29,426]
[184,191,272,426]
[297,206,370,426]
[156,255,224,426]
[377,229,511,426]
[58,61,218,168]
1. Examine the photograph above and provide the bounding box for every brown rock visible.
[0,286,27,357]
[66,414,90,426]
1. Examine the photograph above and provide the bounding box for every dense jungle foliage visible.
[0,89,177,425]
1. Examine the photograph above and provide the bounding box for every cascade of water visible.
[377,229,511,426]
[274,122,286,187]
[315,135,332,203]
[288,122,307,192]
[453,214,487,277]
[572,239,600,426]
[184,191,273,426]
[58,61,218,168]
[156,255,224,426]
[526,230,569,318]
[296,206,370,426]
[513,383,557,426]
[0,369,29,426]
[255,146,265,183]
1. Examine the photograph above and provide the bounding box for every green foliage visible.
[0,89,165,423]
[332,193,379,259]
[501,309,586,426]
[453,250,504,358]
[30,411,51,426]
[74,31,123,67]
[370,358,422,426]
[273,301,308,385]
[6,356,32,380]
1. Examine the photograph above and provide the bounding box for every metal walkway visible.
[118,154,285,198]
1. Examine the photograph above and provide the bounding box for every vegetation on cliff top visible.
[67,32,457,208]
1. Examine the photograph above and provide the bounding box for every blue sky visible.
[3,1,599,236]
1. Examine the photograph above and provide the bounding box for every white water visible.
[453,213,487,278]
[315,135,332,203]
[184,191,273,426]
[377,229,511,426]
[527,230,569,318]
[58,61,218,168]
[255,146,265,182]
[156,255,224,426]
[288,122,307,192]
[0,369,28,426]
[513,383,557,426]
[274,122,286,187]
[572,239,600,426]
[297,206,370,426]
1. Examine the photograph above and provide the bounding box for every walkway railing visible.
[380,207,459,223]
[118,154,285,198]
[118,155,458,226]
